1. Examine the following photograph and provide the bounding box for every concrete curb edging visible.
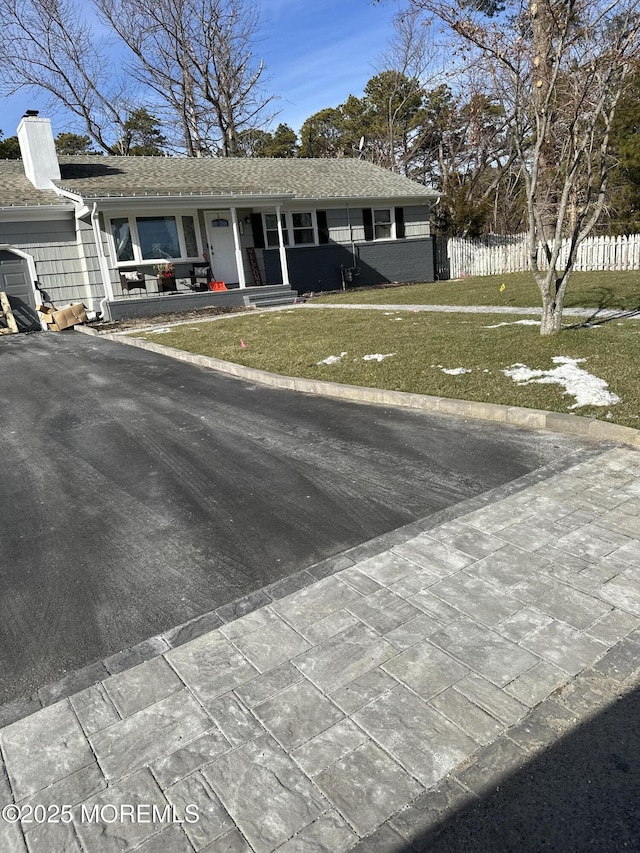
[76,324,640,448]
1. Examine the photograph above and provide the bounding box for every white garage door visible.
[0,250,40,332]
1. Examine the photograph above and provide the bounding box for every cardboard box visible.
[36,305,59,329]
[37,303,87,331]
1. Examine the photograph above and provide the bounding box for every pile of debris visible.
[0,292,19,335]
[37,303,88,331]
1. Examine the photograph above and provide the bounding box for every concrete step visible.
[246,286,299,308]
[250,296,300,308]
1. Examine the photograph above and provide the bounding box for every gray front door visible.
[0,250,40,332]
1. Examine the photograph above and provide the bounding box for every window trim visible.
[362,206,404,242]
[263,212,289,248]
[262,210,320,248]
[107,210,203,267]
[290,211,316,246]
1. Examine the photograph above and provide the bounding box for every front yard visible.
[314,270,640,311]
[136,304,640,429]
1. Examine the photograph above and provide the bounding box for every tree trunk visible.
[540,301,564,335]
[538,269,567,335]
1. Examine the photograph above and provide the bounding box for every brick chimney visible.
[17,112,61,189]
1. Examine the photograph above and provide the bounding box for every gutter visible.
[0,204,73,222]
[62,191,296,209]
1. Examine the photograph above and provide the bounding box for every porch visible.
[106,284,298,321]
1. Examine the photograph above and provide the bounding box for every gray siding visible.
[325,208,352,244]
[0,194,433,316]
[404,205,431,238]
[322,203,430,245]
[0,216,104,309]
[79,218,102,289]
[264,237,435,292]
[345,208,366,243]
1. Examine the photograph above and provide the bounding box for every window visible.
[111,218,134,262]
[264,213,289,247]
[374,209,392,240]
[137,216,180,260]
[182,216,199,256]
[362,207,404,241]
[108,212,202,265]
[292,212,314,245]
[263,211,319,247]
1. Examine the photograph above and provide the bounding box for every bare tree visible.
[371,7,441,172]
[406,0,640,334]
[409,81,520,235]
[0,0,130,153]
[95,0,276,156]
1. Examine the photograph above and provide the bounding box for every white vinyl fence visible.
[448,233,640,279]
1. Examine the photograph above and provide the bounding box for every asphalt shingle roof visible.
[0,160,70,208]
[54,155,437,202]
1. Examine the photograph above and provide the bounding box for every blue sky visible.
[1,0,401,141]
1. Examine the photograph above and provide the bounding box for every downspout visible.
[90,203,115,319]
[54,185,114,320]
[346,205,357,267]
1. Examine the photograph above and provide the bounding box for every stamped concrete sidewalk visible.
[1,446,639,853]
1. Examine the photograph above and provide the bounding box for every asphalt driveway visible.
[0,331,587,705]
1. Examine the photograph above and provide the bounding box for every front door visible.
[0,249,40,332]
[205,213,238,284]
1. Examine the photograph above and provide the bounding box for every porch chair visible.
[188,264,211,292]
[119,270,147,294]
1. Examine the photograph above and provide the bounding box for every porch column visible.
[230,207,246,289]
[275,204,290,286]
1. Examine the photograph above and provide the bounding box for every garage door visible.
[0,250,40,332]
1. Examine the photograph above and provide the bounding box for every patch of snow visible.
[503,356,620,409]
[317,351,347,365]
[441,367,472,375]
[484,319,540,329]
[363,353,395,362]
[148,327,172,334]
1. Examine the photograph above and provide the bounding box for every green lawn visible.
[137,306,640,429]
[313,270,640,311]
